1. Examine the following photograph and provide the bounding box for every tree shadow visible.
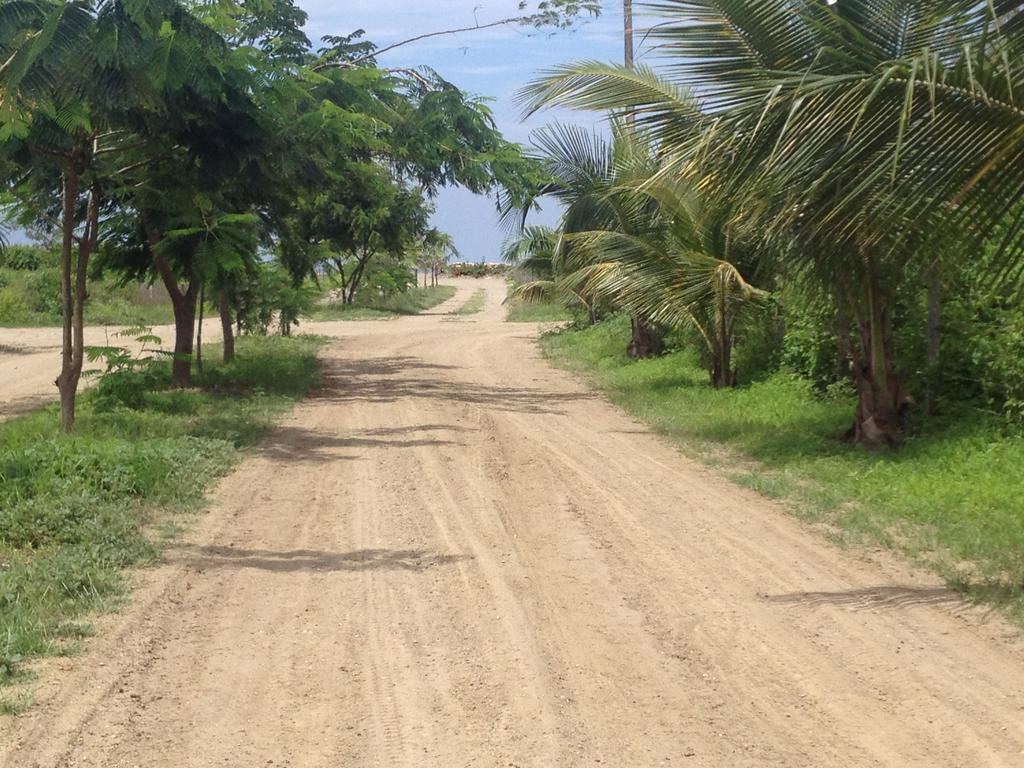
[172,545,473,573]
[317,355,591,416]
[254,424,464,464]
[0,343,60,356]
[764,585,969,612]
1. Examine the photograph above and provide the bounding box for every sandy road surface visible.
[3,277,1024,767]
[0,320,222,419]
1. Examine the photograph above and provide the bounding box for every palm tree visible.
[522,0,1024,445]
[518,122,766,383]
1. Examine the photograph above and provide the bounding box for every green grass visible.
[0,692,33,716]
[505,296,575,323]
[542,315,1024,617]
[0,335,323,707]
[454,289,486,316]
[0,268,175,327]
[310,285,456,321]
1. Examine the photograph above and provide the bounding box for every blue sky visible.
[300,0,627,263]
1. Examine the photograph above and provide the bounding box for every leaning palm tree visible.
[522,0,1024,445]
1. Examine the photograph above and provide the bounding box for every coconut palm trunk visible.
[622,0,663,359]
[845,256,908,446]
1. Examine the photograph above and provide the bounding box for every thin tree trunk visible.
[195,280,205,374]
[333,258,348,304]
[219,289,236,363]
[56,169,79,433]
[345,253,371,304]
[925,262,942,416]
[56,172,99,433]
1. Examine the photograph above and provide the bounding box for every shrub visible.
[0,245,52,271]
[23,268,62,316]
[0,288,29,322]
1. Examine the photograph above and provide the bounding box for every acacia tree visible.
[278,42,549,294]
[0,0,205,429]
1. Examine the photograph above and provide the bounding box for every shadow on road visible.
[764,585,967,612]
[172,545,473,573]
[317,355,591,416]
[256,424,464,464]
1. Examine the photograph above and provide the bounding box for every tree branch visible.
[315,17,520,71]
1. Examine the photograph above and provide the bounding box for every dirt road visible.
[3,277,1024,767]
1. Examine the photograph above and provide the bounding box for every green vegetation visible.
[448,263,509,278]
[544,316,1024,615]
[0,263,173,327]
[0,335,323,696]
[454,289,487,316]
[518,1,1024,447]
[311,285,456,321]
[505,296,573,323]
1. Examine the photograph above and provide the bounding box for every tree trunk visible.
[195,280,205,374]
[219,289,236,363]
[56,169,80,433]
[55,172,100,433]
[835,302,852,383]
[708,277,737,388]
[925,262,942,416]
[844,260,910,447]
[169,289,198,388]
[710,329,736,388]
[152,250,199,389]
[345,252,371,304]
[627,315,663,359]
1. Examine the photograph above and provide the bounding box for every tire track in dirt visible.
[3,277,1024,767]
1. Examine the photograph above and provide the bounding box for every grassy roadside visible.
[310,285,455,321]
[505,296,574,323]
[0,335,324,713]
[454,289,487,316]
[541,315,1024,618]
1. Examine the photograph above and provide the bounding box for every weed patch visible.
[310,285,455,321]
[505,297,575,323]
[454,289,486,316]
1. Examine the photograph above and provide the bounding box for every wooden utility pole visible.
[624,0,634,68]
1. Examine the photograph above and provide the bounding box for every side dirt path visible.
[0,320,223,420]
[3,277,1023,767]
